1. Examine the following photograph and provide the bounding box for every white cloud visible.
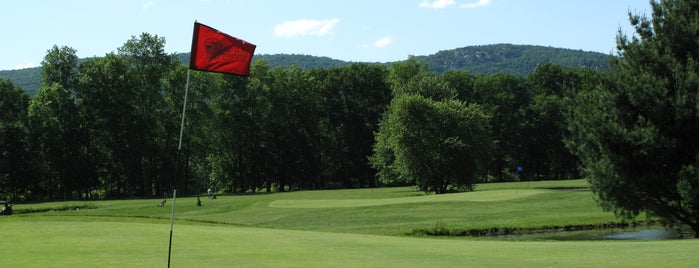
[419,0,492,9]
[274,19,340,37]
[374,37,393,48]
[142,1,155,10]
[419,0,456,9]
[13,63,34,70]
[460,0,492,8]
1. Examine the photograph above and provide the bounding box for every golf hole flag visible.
[190,22,256,76]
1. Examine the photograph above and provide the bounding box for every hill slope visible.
[418,44,610,75]
[1,44,610,96]
[0,67,41,96]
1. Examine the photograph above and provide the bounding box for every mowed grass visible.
[268,189,549,208]
[2,179,698,267]
[3,220,698,267]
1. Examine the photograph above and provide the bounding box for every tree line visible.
[0,31,600,200]
[3,0,697,237]
[1,43,610,98]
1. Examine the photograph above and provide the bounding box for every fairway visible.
[2,220,698,267]
[2,180,698,267]
[268,189,549,208]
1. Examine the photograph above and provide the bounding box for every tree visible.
[315,64,391,188]
[567,0,699,236]
[40,45,78,90]
[525,63,598,180]
[77,53,136,197]
[471,73,530,181]
[28,83,92,199]
[372,94,491,194]
[163,65,217,196]
[386,56,428,90]
[0,79,34,200]
[117,33,179,196]
[28,45,93,199]
[266,65,325,190]
[210,63,261,193]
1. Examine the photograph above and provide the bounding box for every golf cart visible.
[1,201,12,215]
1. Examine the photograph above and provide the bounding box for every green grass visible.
[2,179,698,267]
[2,220,698,267]
[268,189,549,208]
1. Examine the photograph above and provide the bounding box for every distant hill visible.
[178,53,359,69]
[417,44,610,75]
[1,44,611,96]
[0,67,41,96]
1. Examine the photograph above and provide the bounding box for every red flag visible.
[190,22,256,76]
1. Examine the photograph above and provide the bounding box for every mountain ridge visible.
[1,43,610,96]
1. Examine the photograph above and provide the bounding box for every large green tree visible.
[568,0,699,236]
[77,53,138,197]
[372,94,491,194]
[314,64,391,188]
[471,73,530,181]
[526,63,600,180]
[0,79,34,200]
[163,66,217,195]
[40,45,78,90]
[117,33,179,196]
[28,45,93,199]
[209,63,262,193]
[28,83,91,199]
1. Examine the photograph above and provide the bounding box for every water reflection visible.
[514,227,687,241]
[604,229,678,240]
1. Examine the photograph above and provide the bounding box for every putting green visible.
[268,189,549,208]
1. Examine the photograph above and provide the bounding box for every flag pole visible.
[168,68,191,268]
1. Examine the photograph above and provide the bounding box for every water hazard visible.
[502,227,690,241]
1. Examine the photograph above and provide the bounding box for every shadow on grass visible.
[14,203,98,214]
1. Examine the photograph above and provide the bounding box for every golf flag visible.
[190,22,256,76]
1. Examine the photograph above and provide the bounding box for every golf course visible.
[2,179,697,267]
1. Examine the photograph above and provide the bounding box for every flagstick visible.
[168,68,191,268]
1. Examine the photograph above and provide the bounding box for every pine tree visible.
[568,0,699,237]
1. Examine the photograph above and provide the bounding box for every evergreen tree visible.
[568,0,699,236]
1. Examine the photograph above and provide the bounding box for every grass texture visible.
[2,179,697,267]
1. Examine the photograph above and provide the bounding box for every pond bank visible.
[410,221,694,240]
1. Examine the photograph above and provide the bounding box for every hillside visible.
[0,67,41,96]
[1,44,611,96]
[418,44,610,75]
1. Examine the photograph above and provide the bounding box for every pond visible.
[499,227,691,241]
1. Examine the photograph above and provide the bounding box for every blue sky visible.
[1,0,651,70]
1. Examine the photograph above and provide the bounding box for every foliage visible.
[204,61,392,193]
[526,63,602,180]
[469,73,530,181]
[40,45,78,89]
[2,34,607,200]
[2,44,610,97]
[379,95,491,193]
[372,59,492,193]
[0,79,33,200]
[566,0,699,236]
